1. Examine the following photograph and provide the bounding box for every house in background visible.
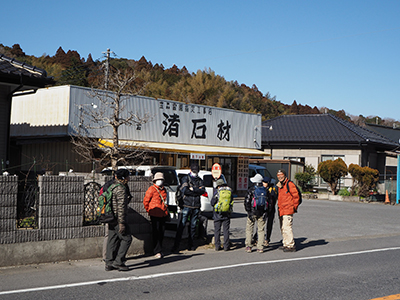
[0,54,53,171]
[261,114,400,193]
[365,123,400,180]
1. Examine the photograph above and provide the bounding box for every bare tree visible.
[71,67,152,172]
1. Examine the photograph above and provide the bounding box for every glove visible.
[118,223,126,234]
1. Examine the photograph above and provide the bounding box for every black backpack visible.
[286,180,302,206]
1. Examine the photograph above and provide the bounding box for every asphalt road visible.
[1,199,400,300]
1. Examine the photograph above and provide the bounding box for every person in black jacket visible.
[172,163,206,252]
[263,177,278,247]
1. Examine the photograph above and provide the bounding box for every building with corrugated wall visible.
[10,85,267,191]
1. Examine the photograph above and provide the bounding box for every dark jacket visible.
[211,186,233,221]
[110,179,130,224]
[181,174,206,208]
[244,183,270,218]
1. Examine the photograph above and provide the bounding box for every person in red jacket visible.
[276,169,300,252]
[143,172,169,258]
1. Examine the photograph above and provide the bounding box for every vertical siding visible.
[21,141,92,173]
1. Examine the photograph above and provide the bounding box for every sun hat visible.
[216,178,225,187]
[152,172,164,182]
[250,173,263,183]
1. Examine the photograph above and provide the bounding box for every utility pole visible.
[102,48,113,90]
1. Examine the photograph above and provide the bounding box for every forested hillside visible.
[1,43,397,126]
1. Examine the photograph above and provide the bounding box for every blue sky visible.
[2,0,400,120]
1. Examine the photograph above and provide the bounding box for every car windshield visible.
[253,168,272,178]
[152,168,178,186]
[202,174,226,187]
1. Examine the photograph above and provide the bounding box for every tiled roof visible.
[0,54,54,88]
[365,123,400,145]
[262,114,400,148]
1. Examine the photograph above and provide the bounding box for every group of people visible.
[244,168,300,253]
[102,165,300,272]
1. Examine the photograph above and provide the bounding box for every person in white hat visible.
[244,173,268,253]
[143,172,169,258]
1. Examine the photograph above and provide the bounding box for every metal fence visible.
[17,178,38,228]
[83,181,101,226]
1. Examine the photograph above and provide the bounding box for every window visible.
[320,155,345,185]
[321,155,344,162]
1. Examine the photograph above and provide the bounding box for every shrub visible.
[337,188,350,196]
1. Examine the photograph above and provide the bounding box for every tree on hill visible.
[3,44,398,125]
[11,44,25,57]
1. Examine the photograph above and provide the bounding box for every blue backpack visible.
[252,186,268,211]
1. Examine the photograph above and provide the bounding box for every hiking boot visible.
[113,264,129,271]
[105,265,116,271]
[257,249,264,253]
[283,247,296,253]
[245,246,252,253]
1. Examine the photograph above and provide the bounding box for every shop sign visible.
[237,157,249,190]
[190,153,205,160]
[211,163,222,179]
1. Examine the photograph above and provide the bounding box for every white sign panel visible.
[190,153,205,160]
[69,87,262,149]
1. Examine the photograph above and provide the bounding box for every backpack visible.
[214,189,232,213]
[252,186,268,211]
[97,183,122,223]
[175,175,193,209]
[286,180,302,206]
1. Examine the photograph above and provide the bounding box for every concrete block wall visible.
[0,175,153,267]
[0,175,18,236]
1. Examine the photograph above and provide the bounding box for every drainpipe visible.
[397,154,399,204]
[5,79,24,169]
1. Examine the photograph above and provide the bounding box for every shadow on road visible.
[295,237,328,251]
[127,253,205,271]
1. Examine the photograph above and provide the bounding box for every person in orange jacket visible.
[143,172,169,258]
[276,169,300,252]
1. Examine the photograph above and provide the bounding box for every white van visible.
[176,169,227,212]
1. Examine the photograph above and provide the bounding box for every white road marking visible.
[1,246,400,295]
